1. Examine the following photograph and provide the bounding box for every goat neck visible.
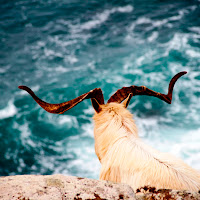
[93,102,138,162]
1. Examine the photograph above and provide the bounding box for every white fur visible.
[93,102,200,192]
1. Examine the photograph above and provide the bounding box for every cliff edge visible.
[0,174,200,200]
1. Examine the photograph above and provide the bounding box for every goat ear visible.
[91,98,102,113]
[122,93,133,108]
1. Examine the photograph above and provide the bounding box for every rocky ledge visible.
[0,174,200,200]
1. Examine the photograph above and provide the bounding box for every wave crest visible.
[0,100,17,120]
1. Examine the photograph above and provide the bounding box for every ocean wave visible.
[0,100,17,120]
[81,5,133,30]
[44,48,63,58]
[189,27,200,34]
[81,123,94,138]
[135,50,157,67]
[0,65,11,74]
[135,115,159,138]
[27,34,80,67]
[57,115,79,128]
[83,106,94,115]
[39,113,79,129]
[170,128,200,170]
[126,6,195,45]
[147,31,159,42]
[161,33,189,57]
[127,17,168,33]
[186,49,200,58]
[13,122,38,149]
[66,128,100,179]
[138,119,200,170]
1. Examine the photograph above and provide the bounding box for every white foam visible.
[44,48,63,58]
[81,123,94,138]
[186,49,200,58]
[18,123,38,148]
[148,31,158,42]
[126,8,191,43]
[38,156,58,173]
[163,33,189,56]
[189,27,200,34]
[81,5,133,30]
[0,65,11,73]
[65,125,100,179]
[136,56,145,66]
[138,117,158,128]
[106,74,125,84]
[125,17,170,44]
[38,120,100,179]
[138,126,200,170]
[170,129,200,170]
[17,158,26,173]
[136,112,200,170]
[127,17,152,32]
[45,114,79,129]
[153,19,168,27]
[0,100,17,119]
[186,108,200,123]
[132,17,168,29]
[81,11,110,30]
[136,17,152,25]
[135,50,157,66]
[169,15,182,21]
[143,102,152,109]
[116,5,133,13]
[58,115,78,128]
[83,106,94,115]
[168,9,186,21]
[64,55,78,64]
[135,115,159,139]
[68,120,98,178]
[54,65,70,73]
[0,68,6,73]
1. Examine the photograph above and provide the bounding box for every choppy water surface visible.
[0,0,200,178]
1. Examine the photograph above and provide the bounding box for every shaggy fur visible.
[93,102,200,192]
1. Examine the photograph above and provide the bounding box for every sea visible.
[0,0,200,179]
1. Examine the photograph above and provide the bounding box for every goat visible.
[18,71,200,192]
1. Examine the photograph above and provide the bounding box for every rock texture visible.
[136,186,200,200]
[0,174,135,200]
[0,174,200,200]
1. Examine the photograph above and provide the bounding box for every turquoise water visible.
[0,0,200,178]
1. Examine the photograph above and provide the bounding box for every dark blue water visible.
[0,0,200,178]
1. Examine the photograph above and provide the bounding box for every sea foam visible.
[0,100,17,120]
[81,5,133,30]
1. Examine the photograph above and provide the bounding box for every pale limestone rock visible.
[1,174,200,200]
[0,174,136,200]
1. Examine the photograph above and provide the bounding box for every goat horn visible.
[107,71,187,104]
[18,86,104,114]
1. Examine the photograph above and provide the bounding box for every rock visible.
[1,175,200,200]
[135,186,200,200]
[0,174,136,200]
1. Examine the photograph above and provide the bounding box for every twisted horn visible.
[18,86,104,114]
[107,71,187,104]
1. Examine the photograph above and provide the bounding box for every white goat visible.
[19,71,200,192]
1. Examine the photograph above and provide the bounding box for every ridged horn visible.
[18,86,104,114]
[107,71,187,104]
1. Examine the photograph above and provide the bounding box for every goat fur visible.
[93,102,200,192]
